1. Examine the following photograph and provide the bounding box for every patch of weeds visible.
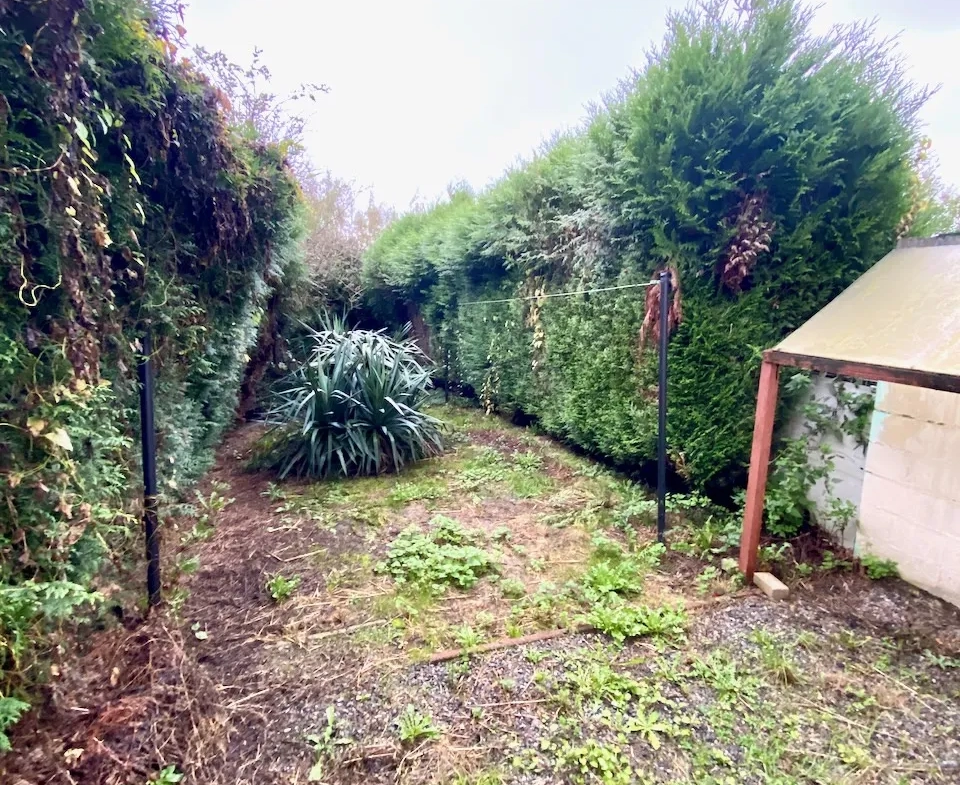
[553,738,633,785]
[454,626,484,650]
[590,534,625,560]
[451,769,503,785]
[498,677,517,693]
[748,630,800,685]
[199,482,234,515]
[581,561,643,602]
[624,708,676,750]
[835,629,870,650]
[491,526,512,543]
[671,515,735,559]
[665,490,716,514]
[377,516,497,592]
[585,600,688,644]
[690,651,758,704]
[387,478,446,506]
[843,685,878,714]
[758,542,791,567]
[506,471,553,499]
[150,765,184,784]
[500,578,526,599]
[512,450,544,472]
[325,554,374,591]
[524,648,548,664]
[265,573,301,602]
[174,555,200,576]
[505,621,523,638]
[610,481,656,529]
[180,518,215,546]
[261,482,286,501]
[167,586,190,615]
[396,705,440,744]
[540,502,607,530]
[454,447,509,493]
[474,611,496,630]
[795,561,814,578]
[923,649,960,670]
[514,581,577,628]
[836,741,873,770]
[860,555,898,580]
[446,656,472,682]
[307,706,352,781]
[561,655,643,709]
[695,565,721,596]
[821,550,853,572]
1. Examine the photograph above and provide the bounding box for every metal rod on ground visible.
[657,271,670,544]
[138,328,162,607]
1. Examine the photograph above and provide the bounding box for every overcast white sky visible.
[182,0,960,211]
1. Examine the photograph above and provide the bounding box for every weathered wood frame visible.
[737,349,960,578]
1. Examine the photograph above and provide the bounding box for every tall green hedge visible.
[363,0,923,494]
[0,0,302,687]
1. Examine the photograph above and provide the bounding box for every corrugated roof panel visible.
[774,237,960,377]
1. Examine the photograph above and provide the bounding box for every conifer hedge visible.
[363,0,924,494]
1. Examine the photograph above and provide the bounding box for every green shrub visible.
[363,0,923,495]
[257,319,444,478]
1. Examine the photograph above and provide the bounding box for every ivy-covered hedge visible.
[364,0,924,494]
[0,0,302,692]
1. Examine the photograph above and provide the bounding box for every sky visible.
[182,0,960,212]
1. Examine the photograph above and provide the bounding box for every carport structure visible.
[738,235,960,578]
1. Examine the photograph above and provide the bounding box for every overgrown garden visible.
[3,0,960,779]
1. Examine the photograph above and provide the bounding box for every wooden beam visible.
[765,350,960,394]
[739,359,780,579]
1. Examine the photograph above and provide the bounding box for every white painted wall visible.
[787,375,871,549]
[858,383,960,608]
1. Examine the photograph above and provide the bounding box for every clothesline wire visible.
[459,280,657,307]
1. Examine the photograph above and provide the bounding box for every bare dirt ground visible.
[5,403,960,785]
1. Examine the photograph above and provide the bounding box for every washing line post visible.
[138,327,162,608]
[444,345,450,403]
[657,271,670,544]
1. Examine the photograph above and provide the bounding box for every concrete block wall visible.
[788,375,870,549]
[858,382,960,607]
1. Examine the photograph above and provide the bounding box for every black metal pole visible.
[138,328,162,607]
[657,271,670,544]
[444,346,450,403]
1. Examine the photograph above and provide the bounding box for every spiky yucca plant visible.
[258,319,443,478]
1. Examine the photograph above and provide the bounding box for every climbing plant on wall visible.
[0,0,303,698]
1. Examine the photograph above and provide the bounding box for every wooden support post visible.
[739,359,780,579]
